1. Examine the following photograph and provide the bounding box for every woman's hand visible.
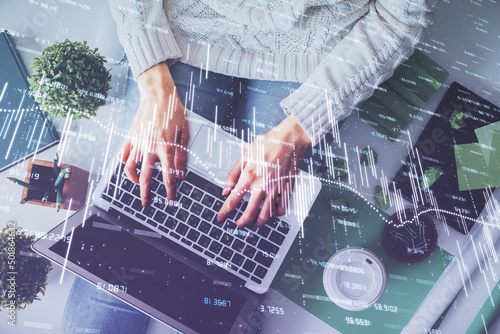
[217,115,312,227]
[120,62,189,206]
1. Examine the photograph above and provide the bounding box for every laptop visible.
[32,110,322,333]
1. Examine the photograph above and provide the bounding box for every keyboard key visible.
[220,247,234,261]
[239,270,250,278]
[112,200,123,208]
[178,183,192,195]
[165,204,178,216]
[213,200,223,211]
[132,185,141,197]
[120,193,134,206]
[176,208,189,222]
[146,219,158,228]
[187,229,200,242]
[159,226,169,234]
[209,227,223,240]
[202,194,215,207]
[101,194,112,202]
[255,251,274,268]
[257,225,271,238]
[212,215,224,227]
[251,276,262,284]
[179,196,192,210]
[243,245,256,258]
[277,222,291,235]
[193,244,203,252]
[223,221,237,232]
[170,231,181,240]
[246,232,259,246]
[201,208,215,221]
[198,221,211,234]
[257,239,279,255]
[240,201,248,211]
[235,211,243,221]
[231,239,245,252]
[220,233,234,246]
[269,231,285,246]
[158,184,167,197]
[254,266,268,279]
[190,202,203,216]
[153,197,165,210]
[209,241,223,254]
[185,172,224,200]
[198,235,211,248]
[190,188,204,201]
[181,238,192,246]
[121,179,134,191]
[132,199,143,211]
[187,215,200,228]
[150,179,160,192]
[135,213,146,221]
[153,211,167,224]
[142,206,156,218]
[243,259,256,273]
[165,217,178,229]
[204,250,215,259]
[267,217,279,229]
[175,223,189,236]
[228,211,237,220]
[124,207,135,215]
[231,253,245,267]
[152,168,161,179]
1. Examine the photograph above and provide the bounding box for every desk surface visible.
[1,1,500,333]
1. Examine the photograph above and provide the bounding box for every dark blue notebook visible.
[0,31,58,172]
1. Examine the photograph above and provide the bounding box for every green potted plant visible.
[28,39,112,120]
[0,223,53,312]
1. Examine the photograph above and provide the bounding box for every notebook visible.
[32,109,322,334]
[0,31,59,172]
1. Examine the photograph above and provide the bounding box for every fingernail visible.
[222,187,229,196]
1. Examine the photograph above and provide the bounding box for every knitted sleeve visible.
[280,0,439,146]
[109,0,182,79]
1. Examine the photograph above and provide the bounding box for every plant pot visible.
[21,158,89,211]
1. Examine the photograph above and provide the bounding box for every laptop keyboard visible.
[100,164,292,286]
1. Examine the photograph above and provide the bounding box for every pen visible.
[7,177,44,192]
[53,153,60,176]
[54,168,71,188]
[42,188,52,203]
[56,187,62,212]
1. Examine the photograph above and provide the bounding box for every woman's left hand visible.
[217,115,312,227]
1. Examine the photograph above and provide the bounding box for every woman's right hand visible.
[120,62,189,206]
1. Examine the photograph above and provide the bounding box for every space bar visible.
[185,171,225,200]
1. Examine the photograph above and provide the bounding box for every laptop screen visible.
[49,215,250,333]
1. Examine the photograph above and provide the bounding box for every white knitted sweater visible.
[110,0,438,146]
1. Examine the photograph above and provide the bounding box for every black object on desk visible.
[0,31,59,173]
[392,82,500,234]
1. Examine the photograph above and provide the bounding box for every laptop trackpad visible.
[189,124,246,184]
[48,214,256,334]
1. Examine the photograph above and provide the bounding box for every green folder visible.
[359,49,449,140]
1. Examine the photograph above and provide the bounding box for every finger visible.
[274,171,296,216]
[175,129,189,181]
[124,147,141,184]
[218,183,248,223]
[139,154,156,206]
[236,190,266,228]
[119,139,133,164]
[158,141,177,201]
[256,182,280,227]
[222,154,245,197]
